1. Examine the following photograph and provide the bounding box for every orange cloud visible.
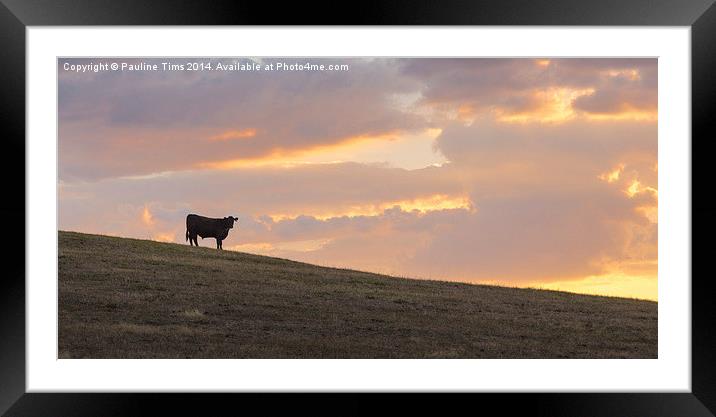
[625,179,658,198]
[228,238,333,255]
[604,68,641,81]
[492,86,656,124]
[268,194,474,221]
[636,206,658,223]
[196,129,448,171]
[198,131,400,170]
[141,205,177,242]
[584,109,657,122]
[495,87,595,124]
[599,164,625,183]
[456,104,477,123]
[153,231,176,242]
[599,163,658,223]
[141,205,155,226]
[209,128,257,141]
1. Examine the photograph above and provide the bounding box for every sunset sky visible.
[58,58,658,300]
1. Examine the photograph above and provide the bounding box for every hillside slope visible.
[58,231,657,358]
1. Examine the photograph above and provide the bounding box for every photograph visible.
[2,0,711,412]
[58,56,658,359]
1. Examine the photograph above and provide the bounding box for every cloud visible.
[59,162,467,220]
[141,205,155,226]
[390,117,657,282]
[209,128,258,141]
[60,118,657,285]
[399,58,657,123]
[59,58,427,181]
[59,58,656,181]
[404,186,656,282]
[240,118,656,284]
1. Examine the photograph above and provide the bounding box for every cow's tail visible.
[185,229,189,242]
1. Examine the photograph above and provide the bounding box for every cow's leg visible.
[192,235,199,246]
[216,238,222,250]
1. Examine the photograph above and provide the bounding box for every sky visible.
[58,58,658,300]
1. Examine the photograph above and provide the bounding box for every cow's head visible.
[224,216,239,229]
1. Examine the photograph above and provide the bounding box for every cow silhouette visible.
[185,214,238,250]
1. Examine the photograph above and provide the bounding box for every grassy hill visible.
[58,231,657,359]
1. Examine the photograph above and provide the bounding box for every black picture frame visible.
[1,0,714,415]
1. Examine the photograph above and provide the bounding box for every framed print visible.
[2,0,715,415]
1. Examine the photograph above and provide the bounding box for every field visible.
[58,231,657,358]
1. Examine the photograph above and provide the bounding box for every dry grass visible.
[58,231,657,359]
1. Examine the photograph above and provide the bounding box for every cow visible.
[185,214,238,250]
